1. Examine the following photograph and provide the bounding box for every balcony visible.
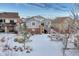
[10,22,16,25]
[5,22,16,26]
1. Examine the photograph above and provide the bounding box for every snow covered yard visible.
[0,33,79,56]
[27,34,63,56]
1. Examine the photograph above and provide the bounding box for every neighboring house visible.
[0,12,20,33]
[51,17,72,33]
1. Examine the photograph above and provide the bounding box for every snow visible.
[27,34,63,56]
[0,33,79,56]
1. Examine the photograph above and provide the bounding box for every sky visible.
[0,3,78,19]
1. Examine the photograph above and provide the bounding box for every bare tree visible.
[63,4,79,56]
[21,22,27,49]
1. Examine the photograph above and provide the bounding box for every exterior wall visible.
[51,23,63,33]
[51,19,71,33]
[40,25,44,34]
[27,28,40,34]
[26,20,41,34]
[26,20,40,28]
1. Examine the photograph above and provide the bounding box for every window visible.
[10,20,16,25]
[0,19,3,22]
[0,19,5,23]
[41,23,44,26]
[32,22,35,25]
[10,20,14,23]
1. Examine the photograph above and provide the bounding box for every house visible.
[51,17,72,34]
[24,16,45,34]
[23,16,50,34]
[0,12,20,33]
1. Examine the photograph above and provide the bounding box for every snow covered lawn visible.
[28,34,63,56]
[0,33,79,56]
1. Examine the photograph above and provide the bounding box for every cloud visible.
[15,3,75,12]
[27,3,67,11]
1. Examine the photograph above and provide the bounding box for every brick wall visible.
[27,28,40,34]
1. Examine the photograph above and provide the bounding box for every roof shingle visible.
[0,12,20,18]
